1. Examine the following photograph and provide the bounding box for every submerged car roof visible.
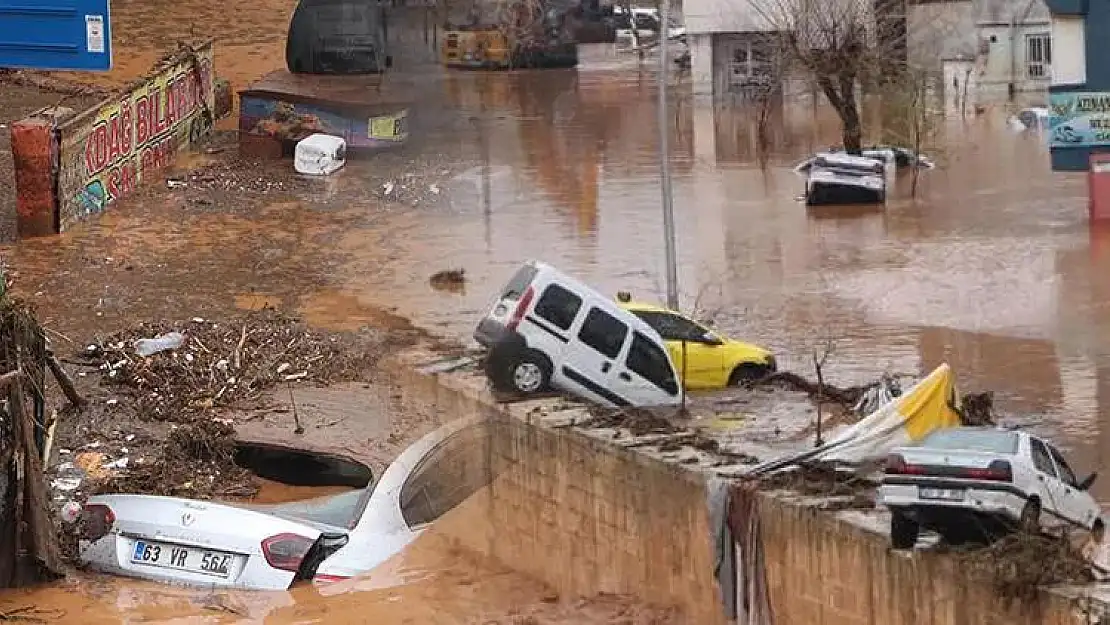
[814,152,884,169]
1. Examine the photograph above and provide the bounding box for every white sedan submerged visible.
[878,427,1103,548]
[79,417,492,589]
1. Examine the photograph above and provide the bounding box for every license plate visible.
[919,487,965,501]
[130,539,236,578]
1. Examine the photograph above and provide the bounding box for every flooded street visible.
[2,0,1109,618]
[3,528,667,623]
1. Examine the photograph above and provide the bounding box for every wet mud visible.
[6,502,679,624]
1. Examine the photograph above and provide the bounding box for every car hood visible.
[718,338,773,362]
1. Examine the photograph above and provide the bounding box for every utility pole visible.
[656,0,679,310]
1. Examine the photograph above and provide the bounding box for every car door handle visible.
[618,372,632,382]
[601,362,611,373]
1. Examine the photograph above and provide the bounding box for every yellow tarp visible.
[817,363,962,464]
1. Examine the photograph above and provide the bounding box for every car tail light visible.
[961,460,1013,482]
[506,285,535,332]
[313,573,351,584]
[79,504,115,541]
[261,533,314,572]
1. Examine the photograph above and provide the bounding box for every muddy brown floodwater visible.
[2,3,1109,618]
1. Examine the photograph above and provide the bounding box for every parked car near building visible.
[474,261,682,407]
[78,417,493,590]
[804,153,887,206]
[615,297,776,389]
[878,427,1103,548]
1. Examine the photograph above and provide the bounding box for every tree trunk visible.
[816,74,863,155]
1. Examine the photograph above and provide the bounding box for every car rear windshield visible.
[917,429,1019,454]
[263,487,370,530]
[500,265,538,300]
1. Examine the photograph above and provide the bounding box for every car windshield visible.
[917,429,1019,455]
[629,310,707,342]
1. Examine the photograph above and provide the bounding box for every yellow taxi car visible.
[616,296,776,390]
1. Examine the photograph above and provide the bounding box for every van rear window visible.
[500,265,538,300]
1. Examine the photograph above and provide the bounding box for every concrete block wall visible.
[384,348,1099,625]
[758,497,1085,625]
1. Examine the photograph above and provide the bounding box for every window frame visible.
[577,307,629,359]
[625,331,680,396]
[532,283,582,331]
[1029,438,1058,478]
[1025,32,1051,80]
[1047,444,1078,487]
[399,425,491,530]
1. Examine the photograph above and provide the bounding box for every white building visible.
[683,0,782,98]
[909,0,1052,101]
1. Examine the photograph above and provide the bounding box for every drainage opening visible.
[234,442,372,489]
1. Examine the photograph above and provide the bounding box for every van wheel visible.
[890,510,919,549]
[507,351,551,395]
[729,364,771,386]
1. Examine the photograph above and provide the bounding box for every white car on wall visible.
[78,417,493,589]
[878,427,1103,548]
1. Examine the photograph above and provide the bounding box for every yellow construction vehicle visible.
[441,1,577,70]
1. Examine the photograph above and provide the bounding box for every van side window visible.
[626,332,679,395]
[533,284,582,331]
[578,307,628,359]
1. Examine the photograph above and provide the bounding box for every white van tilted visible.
[474,261,682,408]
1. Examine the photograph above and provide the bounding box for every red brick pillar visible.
[10,112,62,238]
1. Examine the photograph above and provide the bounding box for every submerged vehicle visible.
[805,153,887,206]
[442,1,578,69]
[615,298,776,389]
[79,418,493,589]
[286,0,392,74]
[793,146,934,175]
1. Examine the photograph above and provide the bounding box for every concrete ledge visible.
[381,347,1109,624]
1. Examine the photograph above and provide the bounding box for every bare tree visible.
[749,0,908,154]
[879,67,941,196]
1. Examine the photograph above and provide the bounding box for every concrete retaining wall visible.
[383,349,1099,625]
[9,42,221,237]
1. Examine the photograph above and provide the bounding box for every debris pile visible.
[756,464,875,502]
[959,533,1093,602]
[94,419,258,500]
[82,309,379,422]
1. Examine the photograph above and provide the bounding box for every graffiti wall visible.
[239,96,408,149]
[56,42,215,231]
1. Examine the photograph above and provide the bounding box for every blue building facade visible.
[1046,0,1110,170]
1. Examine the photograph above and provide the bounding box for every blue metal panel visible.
[0,0,112,71]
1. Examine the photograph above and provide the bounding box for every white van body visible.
[295,134,347,176]
[474,261,682,408]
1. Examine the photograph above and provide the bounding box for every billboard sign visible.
[1049,91,1110,149]
[0,0,112,71]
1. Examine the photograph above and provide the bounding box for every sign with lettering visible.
[1049,91,1110,149]
[0,0,113,71]
[56,42,215,230]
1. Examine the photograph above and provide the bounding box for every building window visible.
[1026,33,1051,80]
[726,40,772,88]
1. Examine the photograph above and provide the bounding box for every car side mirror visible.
[1080,472,1098,491]
[702,331,723,346]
